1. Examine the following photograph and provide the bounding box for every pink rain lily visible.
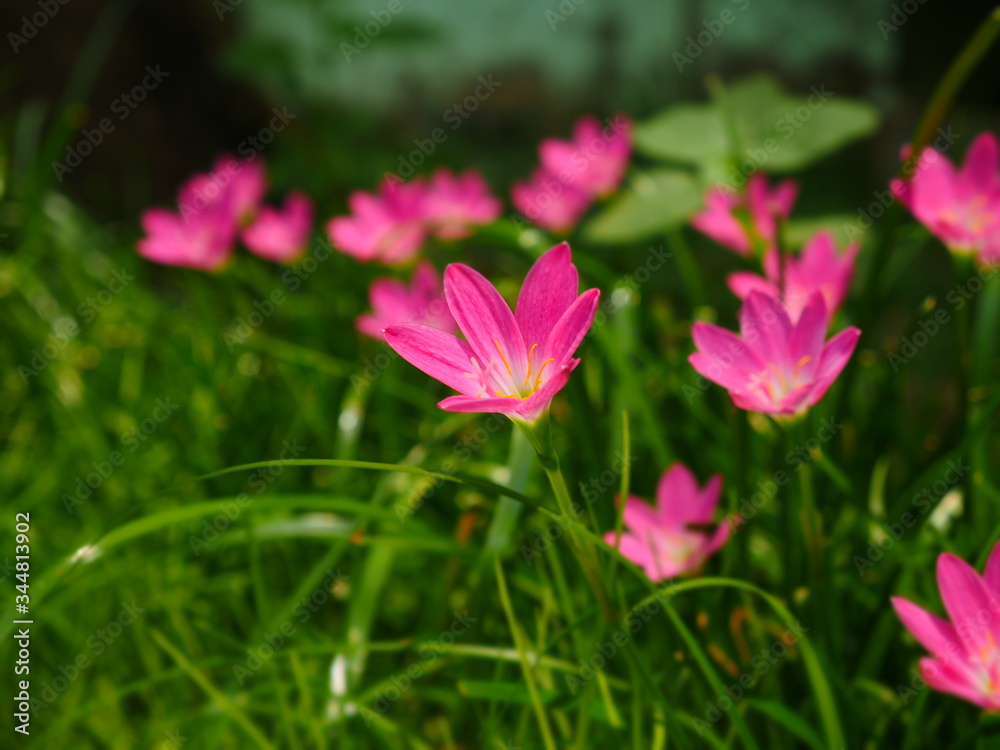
[137,205,236,272]
[420,169,502,239]
[177,154,266,226]
[242,191,314,263]
[538,114,632,198]
[384,242,599,422]
[891,132,1000,259]
[688,291,860,417]
[511,168,593,234]
[892,543,1000,711]
[691,174,799,256]
[356,261,456,340]
[604,463,730,582]
[728,230,859,323]
[327,177,426,264]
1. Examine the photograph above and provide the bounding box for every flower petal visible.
[384,323,479,396]
[656,463,720,527]
[919,657,992,710]
[543,288,600,367]
[892,596,965,664]
[936,552,1000,656]
[445,263,527,378]
[739,291,793,369]
[515,242,580,348]
[438,395,522,417]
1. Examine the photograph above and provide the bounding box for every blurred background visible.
[3,1,1000,748]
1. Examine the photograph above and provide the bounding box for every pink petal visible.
[444,263,527,376]
[919,657,992,709]
[438,395,522,417]
[604,531,656,572]
[739,291,794,370]
[985,541,1000,596]
[620,495,659,534]
[892,596,965,664]
[515,242,580,348]
[384,323,479,396]
[936,552,1000,656]
[727,271,777,302]
[812,326,861,396]
[690,322,765,385]
[542,288,600,367]
[960,132,999,195]
[789,292,830,360]
[656,463,719,526]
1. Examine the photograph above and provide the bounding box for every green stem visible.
[910,8,1000,158]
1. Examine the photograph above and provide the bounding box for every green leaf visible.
[746,699,825,750]
[633,74,879,176]
[584,169,702,244]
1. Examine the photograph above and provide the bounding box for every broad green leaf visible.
[584,169,702,244]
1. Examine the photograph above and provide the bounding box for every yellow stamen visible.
[494,340,513,377]
[524,343,539,386]
[793,355,811,377]
[533,358,556,390]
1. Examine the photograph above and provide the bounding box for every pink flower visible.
[691,174,799,256]
[688,291,860,417]
[511,168,592,234]
[356,262,456,340]
[327,177,426,264]
[728,230,859,323]
[178,154,266,226]
[137,206,236,272]
[892,543,1000,711]
[891,132,1000,258]
[420,169,502,239]
[538,114,632,198]
[384,242,599,422]
[242,191,314,263]
[604,463,730,582]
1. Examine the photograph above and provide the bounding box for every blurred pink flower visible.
[356,261,456,341]
[604,463,730,582]
[178,154,266,226]
[728,230,859,323]
[511,168,592,234]
[420,169,502,239]
[327,177,426,264]
[385,242,599,422]
[689,291,860,417]
[539,114,632,198]
[893,543,1000,711]
[137,206,236,272]
[242,191,314,263]
[691,174,799,256]
[891,132,1000,259]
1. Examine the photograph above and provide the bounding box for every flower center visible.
[462,341,554,400]
[748,355,812,405]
